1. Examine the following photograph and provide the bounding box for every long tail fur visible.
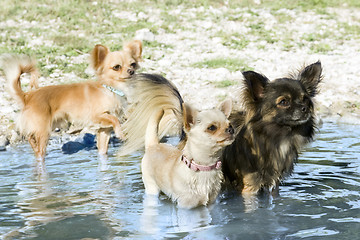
[120,73,184,155]
[145,109,165,148]
[0,54,39,107]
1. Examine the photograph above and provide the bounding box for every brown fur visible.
[142,100,234,208]
[222,61,322,195]
[1,40,142,160]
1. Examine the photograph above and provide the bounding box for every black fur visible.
[222,62,322,193]
[134,73,184,106]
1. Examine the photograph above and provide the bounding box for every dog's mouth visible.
[217,135,235,145]
[118,73,136,81]
[120,76,132,80]
[284,115,311,126]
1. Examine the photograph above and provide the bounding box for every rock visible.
[62,133,96,154]
[135,28,155,42]
[0,135,9,151]
[62,141,84,154]
[9,130,20,144]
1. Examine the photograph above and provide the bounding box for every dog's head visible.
[90,40,142,81]
[183,99,235,153]
[242,61,322,126]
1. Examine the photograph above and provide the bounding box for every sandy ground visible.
[1,6,360,148]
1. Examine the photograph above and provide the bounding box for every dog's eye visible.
[278,98,290,107]
[113,65,121,71]
[207,125,217,131]
[130,63,137,68]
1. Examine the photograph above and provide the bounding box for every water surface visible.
[0,121,359,239]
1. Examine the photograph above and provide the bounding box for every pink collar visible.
[181,155,222,172]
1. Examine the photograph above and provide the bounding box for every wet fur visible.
[142,101,234,208]
[1,40,142,159]
[222,62,322,194]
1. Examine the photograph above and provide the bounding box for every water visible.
[0,121,359,239]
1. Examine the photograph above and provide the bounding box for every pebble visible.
[0,135,9,151]
[135,28,155,42]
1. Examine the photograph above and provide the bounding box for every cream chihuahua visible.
[1,40,142,160]
[141,100,234,209]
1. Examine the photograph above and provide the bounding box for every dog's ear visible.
[90,44,109,70]
[182,103,197,132]
[218,99,232,118]
[124,40,143,62]
[242,71,269,102]
[297,61,322,97]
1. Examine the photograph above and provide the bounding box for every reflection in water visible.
[0,121,359,239]
[4,161,55,239]
[141,194,212,236]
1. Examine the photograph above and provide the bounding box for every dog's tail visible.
[145,109,165,148]
[0,54,39,107]
[119,73,184,155]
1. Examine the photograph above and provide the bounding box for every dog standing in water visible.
[1,40,142,160]
[142,100,234,208]
[222,62,322,196]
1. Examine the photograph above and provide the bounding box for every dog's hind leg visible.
[28,133,48,160]
[96,128,111,155]
[141,157,160,196]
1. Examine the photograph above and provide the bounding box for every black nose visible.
[226,125,234,135]
[301,106,307,112]
[128,69,134,75]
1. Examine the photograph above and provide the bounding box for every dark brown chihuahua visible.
[222,61,322,196]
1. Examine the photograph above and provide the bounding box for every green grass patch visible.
[248,0,360,10]
[218,32,250,50]
[248,22,278,44]
[282,38,296,51]
[309,42,333,53]
[52,35,92,55]
[339,22,360,39]
[271,10,294,23]
[216,94,229,102]
[194,58,252,72]
[302,31,335,42]
[212,80,237,88]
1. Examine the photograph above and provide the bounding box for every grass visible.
[310,43,333,53]
[194,58,253,72]
[249,22,278,44]
[0,0,359,79]
[250,0,360,10]
[212,80,237,88]
[219,32,250,50]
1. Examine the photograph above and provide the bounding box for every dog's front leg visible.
[95,113,124,139]
[96,128,112,155]
[177,195,201,209]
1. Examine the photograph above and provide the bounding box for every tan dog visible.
[141,100,234,209]
[1,40,142,160]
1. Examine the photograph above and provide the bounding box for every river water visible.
[0,121,359,239]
